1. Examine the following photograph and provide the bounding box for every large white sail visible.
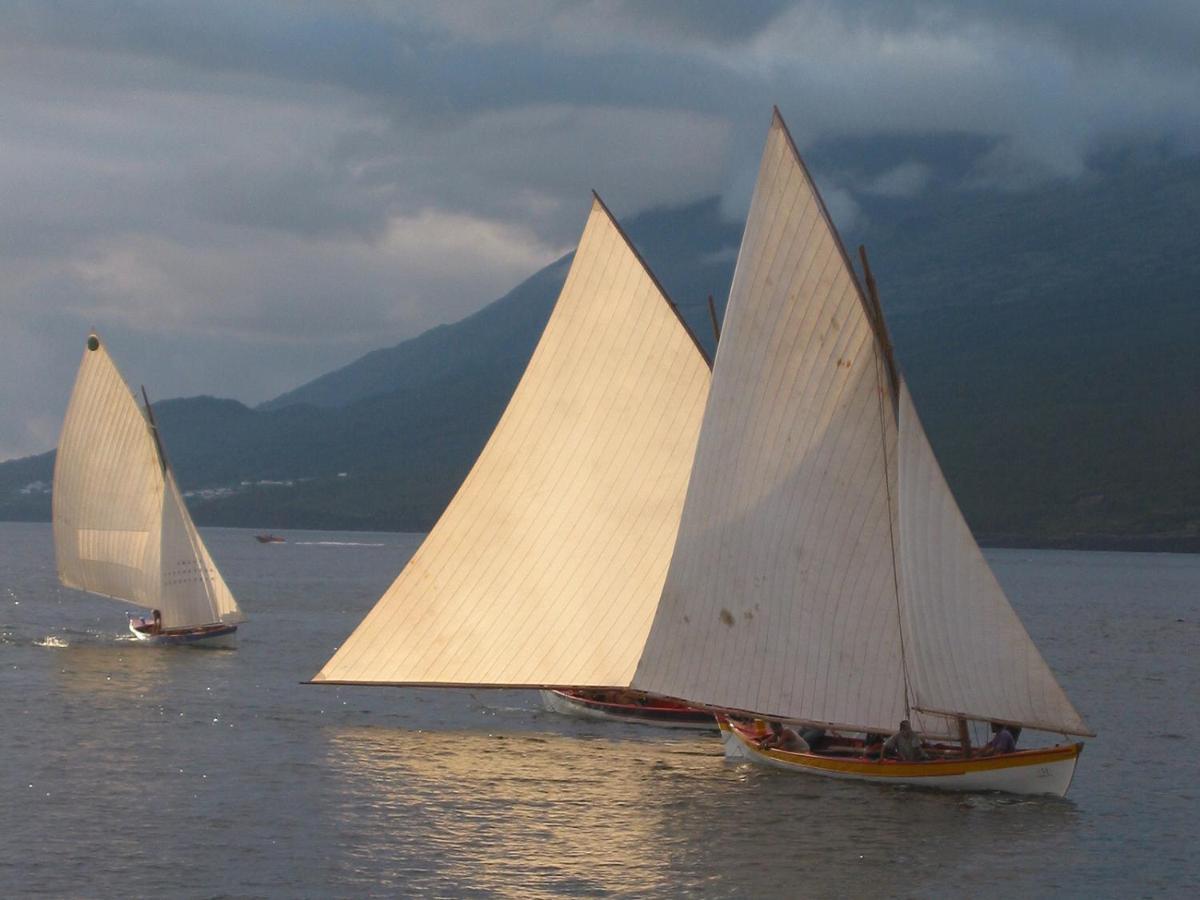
[53,335,243,629]
[313,196,711,687]
[54,338,165,610]
[632,111,909,734]
[633,110,1088,737]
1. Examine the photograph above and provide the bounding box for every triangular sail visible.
[313,197,712,687]
[631,111,909,733]
[896,382,1090,735]
[54,339,165,610]
[634,109,1087,738]
[160,471,246,626]
[188,490,245,625]
[53,335,243,629]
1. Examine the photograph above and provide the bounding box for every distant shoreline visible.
[978,533,1200,554]
[3,514,1196,554]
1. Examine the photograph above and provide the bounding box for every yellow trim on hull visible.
[720,720,1082,780]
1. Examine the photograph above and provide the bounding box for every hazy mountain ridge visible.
[258,257,573,412]
[2,160,1196,548]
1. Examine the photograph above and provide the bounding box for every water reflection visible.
[324,726,693,896]
[50,639,171,693]
[322,724,1082,896]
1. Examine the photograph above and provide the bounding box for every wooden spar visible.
[857,245,899,402]
[706,294,722,346]
[860,243,911,717]
[957,717,974,758]
[140,385,169,474]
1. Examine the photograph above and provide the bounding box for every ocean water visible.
[0,521,1196,897]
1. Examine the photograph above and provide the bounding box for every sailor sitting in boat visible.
[758,721,810,753]
[978,722,1020,757]
[879,720,929,761]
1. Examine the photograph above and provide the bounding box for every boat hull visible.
[719,719,1081,797]
[129,618,239,648]
[541,690,716,731]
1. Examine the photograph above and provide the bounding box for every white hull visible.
[540,690,716,731]
[720,721,1081,797]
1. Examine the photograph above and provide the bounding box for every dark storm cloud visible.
[2,0,1198,459]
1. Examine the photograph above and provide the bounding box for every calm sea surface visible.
[1,522,1196,897]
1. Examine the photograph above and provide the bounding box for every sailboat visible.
[626,109,1093,795]
[314,111,1092,796]
[312,194,715,728]
[52,333,245,646]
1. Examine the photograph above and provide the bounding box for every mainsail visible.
[53,335,244,629]
[632,110,1090,737]
[313,196,712,687]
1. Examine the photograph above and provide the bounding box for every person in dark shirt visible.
[979,722,1018,756]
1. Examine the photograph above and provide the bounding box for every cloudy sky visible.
[3,0,1198,460]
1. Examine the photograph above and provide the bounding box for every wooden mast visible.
[140,386,169,474]
[706,294,722,346]
[857,245,899,403]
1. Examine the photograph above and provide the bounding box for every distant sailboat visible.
[53,334,245,646]
[628,110,1093,795]
[312,194,714,728]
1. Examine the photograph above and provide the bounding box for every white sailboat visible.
[628,109,1092,795]
[52,334,245,646]
[314,112,1092,796]
[312,194,714,712]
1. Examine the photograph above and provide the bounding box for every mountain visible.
[258,257,572,412]
[2,161,1197,548]
[0,199,741,532]
[864,154,1200,549]
[260,199,740,412]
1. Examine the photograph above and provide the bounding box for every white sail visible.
[160,471,246,626]
[54,338,164,610]
[313,196,711,687]
[631,111,910,734]
[53,334,243,629]
[896,382,1091,735]
[634,109,1088,737]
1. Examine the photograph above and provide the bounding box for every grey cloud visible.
[3,0,1200,459]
